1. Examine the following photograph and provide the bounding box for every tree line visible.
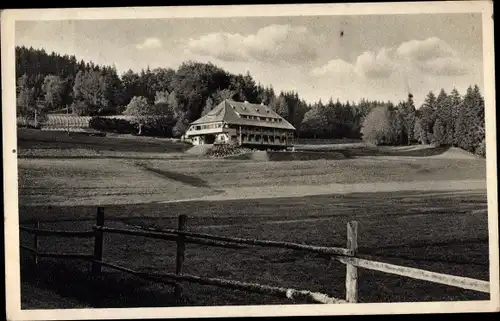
[15,45,486,156]
[361,86,485,156]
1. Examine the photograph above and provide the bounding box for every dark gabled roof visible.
[190,99,296,130]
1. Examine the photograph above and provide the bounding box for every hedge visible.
[88,116,175,137]
[88,117,136,134]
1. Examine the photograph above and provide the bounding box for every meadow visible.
[16,129,490,308]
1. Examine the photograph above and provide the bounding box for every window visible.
[195,126,201,130]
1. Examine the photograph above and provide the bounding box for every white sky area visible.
[16,14,484,106]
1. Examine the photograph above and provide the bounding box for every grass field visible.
[16,129,490,308]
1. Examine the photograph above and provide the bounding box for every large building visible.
[184,99,296,149]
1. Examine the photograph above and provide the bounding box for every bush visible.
[123,96,150,116]
[361,106,394,145]
[206,144,252,158]
[88,117,136,134]
[475,139,486,158]
[140,116,175,137]
[17,117,41,129]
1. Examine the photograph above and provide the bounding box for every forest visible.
[16,45,486,157]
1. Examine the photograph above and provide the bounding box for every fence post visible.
[174,214,187,303]
[33,220,39,267]
[346,221,359,303]
[92,207,105,275]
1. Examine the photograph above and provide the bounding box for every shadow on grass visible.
[248,145,455,162]
[137,164,212,188]
[20,257,178,309]
[293,145,454,158]
[337,145,453,158]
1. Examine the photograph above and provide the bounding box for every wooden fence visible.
[20,207,490,305]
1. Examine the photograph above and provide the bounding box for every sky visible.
[15,13,484,106]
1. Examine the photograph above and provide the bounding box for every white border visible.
[2,2,498,320]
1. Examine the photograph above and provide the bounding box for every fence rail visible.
[20,206,490,305]
[20,226,94,238]
[337,257,490,294]
[96,260,345,304]
[120,223,353,256]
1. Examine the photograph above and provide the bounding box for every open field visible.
[16,128,490,308]
[20,190,489,308]
[17,128,192,159]
[18,154,486,206]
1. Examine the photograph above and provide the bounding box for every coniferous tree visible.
[397,93,416,145]
[201,97,214,117]
[419,91,437,139]
[432,118,446,146]
[275,94,289,120]
[450,88,462,146]
[435,89,453,145]
[413,119,424,144]
[457,86,477,152]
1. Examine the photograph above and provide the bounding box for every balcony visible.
[186,126,225,136]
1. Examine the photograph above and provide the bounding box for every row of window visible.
[238,126,290,134]
[240,115,283,122]
[231,134,287,143]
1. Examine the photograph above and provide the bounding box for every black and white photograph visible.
[2,1,498,320]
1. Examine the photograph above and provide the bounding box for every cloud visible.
[396,37,456,62]
[310,59,354,77]
[136,37,162,50]
[396,37,468,76]
[312,37,471,80]
[418,57,469,76]
[185,24,318,63]
[312,47,396,80]
[354,48,396,79]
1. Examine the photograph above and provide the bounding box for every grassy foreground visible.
[19,190,489,308]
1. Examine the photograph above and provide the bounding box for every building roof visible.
[190,99,296,130]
